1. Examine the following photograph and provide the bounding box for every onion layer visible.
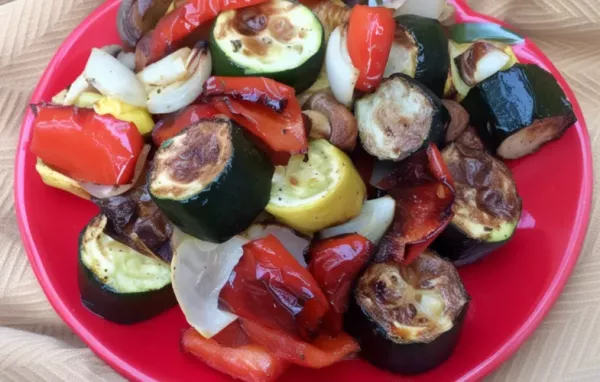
[326,25,359,107]
[145,46,212,114]
[84,48,147,108]
[319,196,396,245]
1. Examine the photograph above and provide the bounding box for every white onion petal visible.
[146,48,212,114]
[64,74,93,105]
[80,145,150,199]
[171,229,247,338]
[84,48,147,107]
[137,47,193,87]
[319,196,396,245]
[326,25,359,108]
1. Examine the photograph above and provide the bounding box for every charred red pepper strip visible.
[204,77,294,112]
[152,103,219,146]
[137,0,268,69]
[182,324,289,382]
[30,105,143,185]
[308,234,373,334]
[220,235,329,339]
[240,319,360,369]
[376,143,455,265]
[347,6,395,92]
[212,97,307,165]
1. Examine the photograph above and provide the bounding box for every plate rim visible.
[13,1,594,381]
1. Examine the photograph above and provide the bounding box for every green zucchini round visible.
[461,63,577,159]
[78,215,176,324]
[209,0,325,93]
[431,142,522,266]
[384,15,449,98]
[344,250,470,375]
[149,118,274,243]
[355,73,448,162]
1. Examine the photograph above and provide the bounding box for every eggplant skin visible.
[431,223,509,267]
[345,296,469,375]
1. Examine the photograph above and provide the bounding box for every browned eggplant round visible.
[345,250,470,375]
[431,140,522,266]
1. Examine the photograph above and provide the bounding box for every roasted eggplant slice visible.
[384,15,449,97]
[149,118,274,243]
[94,172,174,263]
[345,250,470,375]
[431,141,522,266]
[461,63,577,159]
[79,215,176,324]
[356,74,447,162]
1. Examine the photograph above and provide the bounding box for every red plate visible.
[14,1,593,381]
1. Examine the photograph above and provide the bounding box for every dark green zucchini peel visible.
[384,15,449,97]
[461,63,577,159]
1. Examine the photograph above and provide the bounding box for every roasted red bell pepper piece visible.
[152,103,218,146]
[308,234,373,334]
[182,323,289,382]
[204,77,294,112]
[137,0,268,69]
[240,319,360,369]
[347,6,395,92]
[212,97,307,164]
[200,77,307,164]
[375,143,455,265]
[220,235,329,339]
[30,105,143,185]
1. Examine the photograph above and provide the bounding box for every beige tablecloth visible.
[0,0,598,380]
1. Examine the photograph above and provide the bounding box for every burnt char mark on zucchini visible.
[149,118,274,243]
[461,63,576,160]
[345,251,469,375]
[431,140,522,265]
[356,74,447,162]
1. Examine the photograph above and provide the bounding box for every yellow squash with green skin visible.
[266,139,366,234]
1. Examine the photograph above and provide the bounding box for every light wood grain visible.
[0,0,598,380]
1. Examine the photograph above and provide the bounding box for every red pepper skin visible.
[182,324,289,382]
[376,143,456,265]
[137,0,268,69]
[212,97,307,165]
[220,235,329,339]
[151,103,218,146]
[347,6,395,92]
[200,77,307,164]
[240,319,360,369]
[204,77,294,112]
[308,234,373,334]
[30,105,143,185]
